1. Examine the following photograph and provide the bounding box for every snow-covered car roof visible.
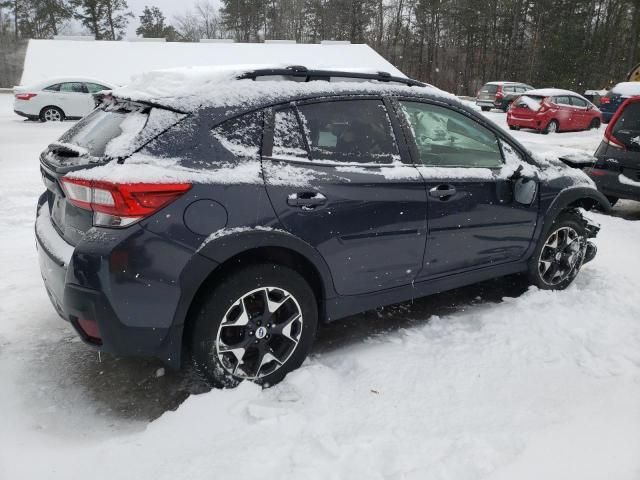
[611,82,640,97]
[584,89,608,96]
[106,65,453,113]
[484,81,529,86]
[524,88,590,101]
[15,77,118,91]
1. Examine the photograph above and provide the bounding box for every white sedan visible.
[13,77,116,122]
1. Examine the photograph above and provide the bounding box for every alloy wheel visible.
[215,286,303,380]
[547,120,558,133]
[44,108,62,121]
[538,226,586,286]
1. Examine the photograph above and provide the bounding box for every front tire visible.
[189,263,318,388]
[39,106,64,122]
[528,211,589,290]
[589,118,601,130]
[509,125,520,131]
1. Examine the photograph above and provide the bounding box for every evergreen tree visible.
[136,5,174,39]
[71,0,131,40]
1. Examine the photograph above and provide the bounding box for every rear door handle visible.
[429,185,457,199]
[287,192,327,209]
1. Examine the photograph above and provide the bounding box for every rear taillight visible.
[495,87,504,99]
[15,92,37,100]
[600,96,610,104]
[60,177,191,228]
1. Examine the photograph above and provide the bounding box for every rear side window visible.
[611,102,640,149]
[212,110,263,159]
[43,84,61,92]
[296,99,399,164]
[272,108,308,159]
[399,101,503,168]
[481,84,498,94]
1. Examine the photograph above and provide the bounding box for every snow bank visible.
[20,40,406,86]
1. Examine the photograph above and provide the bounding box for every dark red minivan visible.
[507,88,602,134]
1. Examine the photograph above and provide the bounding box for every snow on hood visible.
[108,65,453,113]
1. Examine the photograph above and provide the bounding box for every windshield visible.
[480,84,498,94]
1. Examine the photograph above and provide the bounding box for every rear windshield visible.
[54,102,186,161]
[480,84,498,94]
[611,102,640,149]
[514,95,545,110]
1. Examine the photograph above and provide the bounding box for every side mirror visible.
[514,177,538,205]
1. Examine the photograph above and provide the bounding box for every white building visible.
[20,39,404,86]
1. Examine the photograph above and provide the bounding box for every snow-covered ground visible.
[1,93,640,479]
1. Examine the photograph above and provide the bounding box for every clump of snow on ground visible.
[1,94,640,479]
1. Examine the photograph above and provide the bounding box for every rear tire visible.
[528,211,589,290]
[542,119,559,134]
[189,263,318,388]
[509,125,520,131]
[39,106,64,122]
[481,106,491,112]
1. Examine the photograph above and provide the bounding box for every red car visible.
[506,88,603,134]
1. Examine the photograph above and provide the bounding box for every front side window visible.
[296,99,400,164]
[85,83,110,93]
[570,96,588,108]
[554,96,571,106]
[60,82,87,93]
[611,102,640,149]
[399,101,503,168]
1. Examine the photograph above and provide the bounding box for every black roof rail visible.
[237,66,426,87]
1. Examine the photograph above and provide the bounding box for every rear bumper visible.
[35,203,192,368]
[507,114,544,130]
[601,111,616,123]
[585,168,640,201]
[14,109,39,120]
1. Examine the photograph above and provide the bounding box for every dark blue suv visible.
[36,67,607,387]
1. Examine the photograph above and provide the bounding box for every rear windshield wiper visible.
[47,142,89,158]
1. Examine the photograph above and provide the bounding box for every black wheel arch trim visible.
[164,229,337,368]
[194,229,337,301]
[543,186,610,222]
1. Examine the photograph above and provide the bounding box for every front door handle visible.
[429,184,457,199]
[287,192,327,209]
